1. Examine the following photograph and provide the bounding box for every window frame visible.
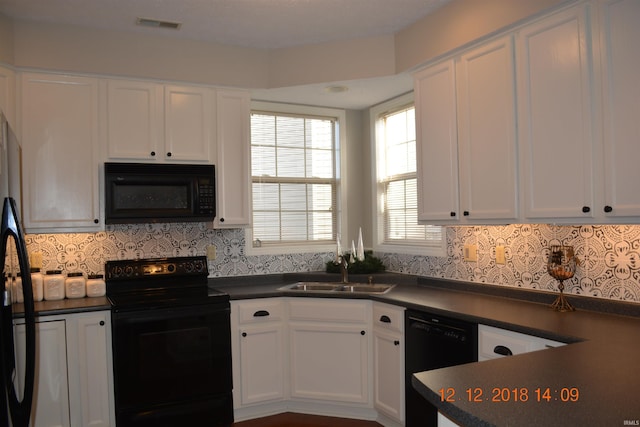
[370,92,446,257]
[245,101,347,256]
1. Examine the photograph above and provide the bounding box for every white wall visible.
[2,0,571,91]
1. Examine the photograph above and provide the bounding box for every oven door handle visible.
[253,310,270,317]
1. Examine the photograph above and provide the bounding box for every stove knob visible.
[167,264,176,273]
[124,266,134,277]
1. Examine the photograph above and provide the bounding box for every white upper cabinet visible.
[457,35,518,222]
[415,59,459,222]
[104,80,161,160]
[415,35,518,224]
[0,65,16,129]
[214,89,251,228]
[104,79,214,163]
[21,72,101,232]
[516,4,595,221]
[164,84,213,162]
[415,1,640,225]
[598,0,640,218]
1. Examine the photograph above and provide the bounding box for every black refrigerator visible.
[0,197,36,427]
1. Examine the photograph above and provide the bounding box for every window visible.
[371,93,445,256]
[247,102,344,254]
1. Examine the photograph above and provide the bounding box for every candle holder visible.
[546,245,576,312]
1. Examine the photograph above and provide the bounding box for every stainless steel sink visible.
[336,284,395,294]
[285,282,343,291]
[279,282,395,294]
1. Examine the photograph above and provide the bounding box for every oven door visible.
[111,302,233,427]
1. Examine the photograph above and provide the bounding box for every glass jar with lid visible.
[86,274,106,297]
[31,267,44,302]
[65,272,86,299]
[44,270,65,301]
[12,273,23,303]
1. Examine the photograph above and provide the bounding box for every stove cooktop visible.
[106,256,228,310]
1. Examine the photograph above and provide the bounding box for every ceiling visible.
[0,0,452,109]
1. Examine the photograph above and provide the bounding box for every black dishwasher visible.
[405,310,477,427]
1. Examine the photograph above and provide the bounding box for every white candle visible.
[351,240,357,263]
[357,227,365,261]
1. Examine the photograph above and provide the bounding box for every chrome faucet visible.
[335,255,349,284]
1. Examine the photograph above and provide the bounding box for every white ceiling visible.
[0,0,451,108]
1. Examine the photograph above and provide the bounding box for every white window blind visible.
[251,112,338,246]
[376,103,444,251]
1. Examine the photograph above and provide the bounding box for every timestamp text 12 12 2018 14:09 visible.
[439,387,580,403]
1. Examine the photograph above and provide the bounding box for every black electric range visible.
[105,256,233,427]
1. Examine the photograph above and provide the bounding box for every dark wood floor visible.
[233,412,383,427]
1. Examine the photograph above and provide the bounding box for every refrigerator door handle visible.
[0,197,36,427]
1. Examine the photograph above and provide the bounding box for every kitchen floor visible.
[232,412,383,427]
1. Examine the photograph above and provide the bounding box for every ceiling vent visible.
[136,17,182,30]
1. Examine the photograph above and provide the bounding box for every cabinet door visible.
[0,64,16,129]
[373,329,403,423]
[164,85,213,162]
[231,299,286,409]
[238,323,286,405]
[214,90,251,228]
[21,73,101,232]
[599,0,640,217]
[373,303,404,423]
[15,320,70,427]
[289,323,369,404]
[516,5,595,220]
[105,79,161,160]
[457,36,518,221]
[478,324,564,362]
[66,311,114,427]
[415,59,460,222]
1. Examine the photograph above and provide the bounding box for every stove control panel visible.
[106,256,208,281]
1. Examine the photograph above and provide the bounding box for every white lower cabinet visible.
[231,298,286,408]
[478,324,565,361]
[438,412,461,427]
[15,319,70,427]
[372,303,405,425]
[232,298,407,424]
[288,299,370,405]
[15,310,114,427]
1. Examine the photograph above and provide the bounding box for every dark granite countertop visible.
[41,296,112,315]
[17,296,112,318]
[209,272,640,427]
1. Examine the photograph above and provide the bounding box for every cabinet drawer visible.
[288,298,369,324]
[479,324,564,361]
[237,298,285,324]
[373,303,405,333]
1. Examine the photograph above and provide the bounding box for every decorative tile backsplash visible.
[24,223,332,278]
[380,225,640,304]
[24,223,640,304]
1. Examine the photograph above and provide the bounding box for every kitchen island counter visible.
[211,273,640,426]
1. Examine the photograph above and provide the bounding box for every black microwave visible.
[104,162,215,224]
